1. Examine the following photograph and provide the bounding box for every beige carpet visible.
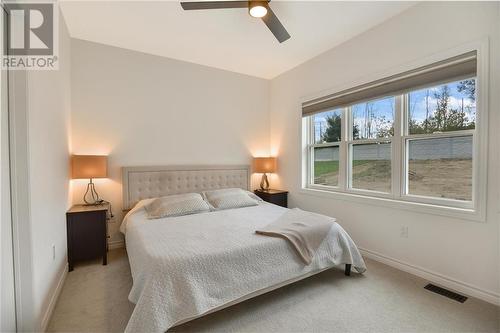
[47,249,499,333]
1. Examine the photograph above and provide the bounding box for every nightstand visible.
[254,189,288,208]
[66,203,109,271]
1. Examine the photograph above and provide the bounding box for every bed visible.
[120,165,366,333]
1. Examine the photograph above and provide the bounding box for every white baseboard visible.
[40,263,68,332]
[108,240,125,250]
[359,248,500,306]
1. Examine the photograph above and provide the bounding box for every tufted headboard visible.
[122,165,250,209]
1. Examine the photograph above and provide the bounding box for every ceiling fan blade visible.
[180,1,248,10]
[261,6,290,43]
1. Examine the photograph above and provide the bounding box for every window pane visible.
[313,109,342,143]
[313,146,339,186]
[408,78,476,135]
[407,136,472,201]
[351,143,391,192]
[352,96,395,140]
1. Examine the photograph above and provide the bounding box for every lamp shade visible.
[253,157,277,173]
[71,155,108,179]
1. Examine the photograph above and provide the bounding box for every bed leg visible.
[345,264,351,276]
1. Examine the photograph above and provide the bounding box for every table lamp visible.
[71,155,108,205]
[253,157,277,191]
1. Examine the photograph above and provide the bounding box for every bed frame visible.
[121,164,352,325]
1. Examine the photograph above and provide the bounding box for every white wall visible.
[70,39,270,244]
[27,12,72,329]
[270,2,500,303]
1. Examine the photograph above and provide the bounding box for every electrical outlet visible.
[400,226,409,238]
[52,244,56,260]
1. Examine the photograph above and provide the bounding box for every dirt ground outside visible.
[314,159,472,201]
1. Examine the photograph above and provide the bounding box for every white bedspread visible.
[123,202,366,333]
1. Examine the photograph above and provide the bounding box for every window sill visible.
[299,186,485,222]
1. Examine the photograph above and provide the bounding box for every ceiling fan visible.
[180,1,291,43]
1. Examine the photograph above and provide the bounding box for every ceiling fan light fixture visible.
[249,1,268,18]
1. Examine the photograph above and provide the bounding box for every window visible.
[311,109,342,187]
[302,51,482,212]
[349,96,395,193]
[405,80,475,201]
[406,136,473,201]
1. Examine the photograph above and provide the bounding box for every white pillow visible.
[203,188,259,210]
[120,198,156,234]
[245,190,263,202]
[144,193,210,219]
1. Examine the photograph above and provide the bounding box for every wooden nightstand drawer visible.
[66,204,109,271]
[254,189,288,208]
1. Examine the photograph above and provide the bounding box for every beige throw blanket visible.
[256,208,334,265]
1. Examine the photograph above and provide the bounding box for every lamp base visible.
[83,179,103,205]
[260,173,270,191]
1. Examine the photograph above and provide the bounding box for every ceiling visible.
[60,1,415,79]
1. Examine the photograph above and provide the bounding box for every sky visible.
[313,79,476,142]
[408,81,476,123]
[351,96,394,139]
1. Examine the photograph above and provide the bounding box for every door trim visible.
[1,4,17,332]
[2,2,36,330]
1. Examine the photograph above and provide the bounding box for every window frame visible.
[301,45,488,222]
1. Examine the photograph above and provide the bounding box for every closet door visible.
[0,5,17,332]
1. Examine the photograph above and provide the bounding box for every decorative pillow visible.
[144,193,210,219]
[203,188,259,210]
